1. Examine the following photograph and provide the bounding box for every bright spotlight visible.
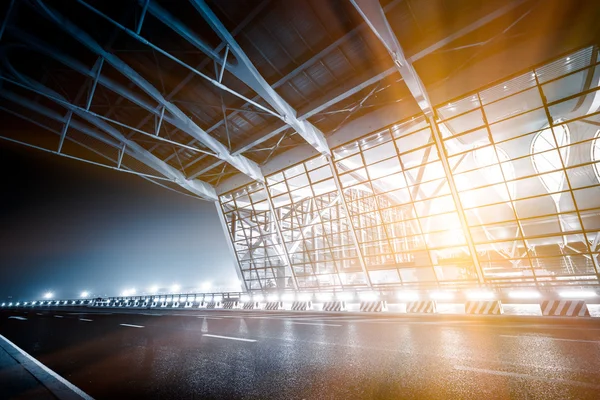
[241,295,251,303]
[253,294,264,302]
[429,291,454,300]
[316,293,332,301]
[297,293,311,302]
[1,303,4,307]
[80,291,89,298]
[281,293,295,302]
[267,294,279,302]
[336,292,353,301]
[396,291,419,301]
[16,302,20,306]
[149,285,159,294]
[201,282,212,292]
[171,284,181,293]
[466,290,495,300]
[43,292,53,299]
[358,291,379,301]
[507,290,541,299]
[558,291,597,299]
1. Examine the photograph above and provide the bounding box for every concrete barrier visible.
[291,301,311,311]
[359,301,387,312]
[322,301,346,311]
[206,301,217,309]
[264,301,283,310]
[242,302,256,310]
[406,301,437,313]
[465,300,503,315]
[541,300,590,317]
[223,301,239,309]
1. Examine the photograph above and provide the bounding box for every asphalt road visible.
[1,308,600,400]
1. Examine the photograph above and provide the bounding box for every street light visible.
[171,284,181,293]
[201,282,212,292]
[80,291,89,298]
[43,292,53,299]
[149,285,159,294]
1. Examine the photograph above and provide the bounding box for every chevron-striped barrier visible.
[359,301,386,312]
[406,301,437,313]
[322,301,346,311]
[264,301,282,310]
[205,301,218,309]
[465,300,503,315]
[541,300,590,317]
[242,302,256,310]
[223,301,239,309]
[290,301,311,311]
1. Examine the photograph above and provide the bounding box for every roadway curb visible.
[0,334,94,400]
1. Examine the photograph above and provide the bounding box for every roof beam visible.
[349,0,433,115]
[148,0,331,156]
[0,89,217,200]
[233,1,524,155]
[349,0,484,282]
[33,0,264,182]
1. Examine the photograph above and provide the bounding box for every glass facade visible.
[219,46,600,291]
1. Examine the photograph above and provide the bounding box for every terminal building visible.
[1,0,599,294]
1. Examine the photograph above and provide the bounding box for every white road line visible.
[198,317,223,320]
[8,316,27,321]
[289,322,341,327]
[500,335,600,344]
[203,334,256,342]
[36,313,43,316]
[0,334,94,400]
[453,365,600,389]
[140,313,161,316]
[119,323,144,328]
[79,318,93,322]
[53,315,63,318]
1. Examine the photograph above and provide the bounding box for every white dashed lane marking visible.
[8,316,27,321]
[289,322,342,327]
[500,335,600,344]
[203,334,256,342]
[79,318,93,322]
[119,324,144,328]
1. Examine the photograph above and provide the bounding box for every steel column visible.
[350,0,485,283]
[214,201,248,292]
[263,184,300,290]
[327,157,373,288]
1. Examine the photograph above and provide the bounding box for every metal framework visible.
[1,1,599,292]
[219,46,600,291]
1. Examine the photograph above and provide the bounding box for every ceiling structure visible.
[0,0,597,201]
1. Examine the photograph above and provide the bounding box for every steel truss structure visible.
[219,46,600,291]
[1,1,599,292]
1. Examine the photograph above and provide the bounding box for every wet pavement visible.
[1,308,600,400]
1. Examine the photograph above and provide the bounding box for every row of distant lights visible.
[37,283,215,300]
[3,288,595,308]
[239,289,597,303]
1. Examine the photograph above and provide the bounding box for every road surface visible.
[1,308,599,399]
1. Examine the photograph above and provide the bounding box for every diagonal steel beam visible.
[162,0,520,163]
[350,0,485,283]
[0,76,217,200]
[149,0,331,156]
[33,0,264,182]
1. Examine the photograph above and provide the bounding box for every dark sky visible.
[0,142,237,301]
